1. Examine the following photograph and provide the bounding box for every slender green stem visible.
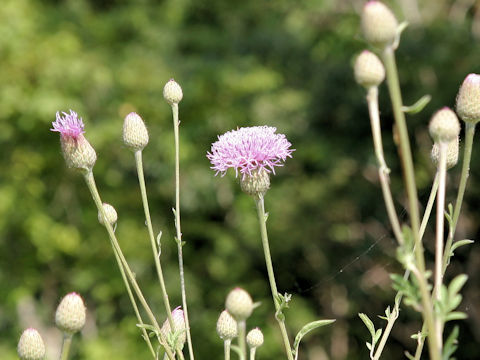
[224,340,232,360]
[238,320,247,360]
[443,122,476,271]
[367,86,403,244]
[382,46,439,360]
[249,348,257,360]
[420,173,439,240]
[134,150,174,328]
[171,102,195,360]
[372,304,399,360]
[59,333,72,360]
[83,171,176,360]
[112,239,156,357]
[434,143,447,349]
[254,195,294,360]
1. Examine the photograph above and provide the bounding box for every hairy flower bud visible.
[61,136,97,171]
[17,328,46,360]
[55,292,86,334]
[246,328,264,348]
[456,73,480,123]
[98,203,118,225]
[216,310,238,340]
[225,288,254,321]
[240,169,270,196]
[354,50,385,88]
[429,107,461,143]
[361,1,398,48]
[123,112,149,151]
[161,307,186,350]
[163,79,183,105]
[431,137,459,170]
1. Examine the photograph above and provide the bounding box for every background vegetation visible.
[0,0,479,359]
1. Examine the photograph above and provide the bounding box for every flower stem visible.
[254,195,294,360]
[249,348,257,360]
[238,320,247,360]
[366,86,403,244]
[382,46,440,360]
[171,102,195,360]
[83,170,176,360]
[224,340,232,360]
[443,122,476,272]
[134,150,174,328]
[59,333,72,360]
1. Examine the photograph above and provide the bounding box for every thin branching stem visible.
[83,170,176,360]
[382,45,440,360]
[254,195,294,360]
[170,102,195,360]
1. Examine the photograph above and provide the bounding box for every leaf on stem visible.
[359,313,376,339]
[292,319,336,359]
[401,95,431,114]
[450,239,474,256]
[443,326,459,360]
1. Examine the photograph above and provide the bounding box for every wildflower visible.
[17,328,46,360]
[361,1,398,48]
[123,112,149,151]
[216,310,238,340]
[55,292,86,334]
[161,307,187,350]
[225,287,254,321]
[163,79,183,105]
[246,328,264,349]
[207,126,293,178]
[51,110,96,171]
[431,137,459,170]
[98,203,118,226]
[354,50,385,89]
[429,107,460,143]
[456,73,480,124]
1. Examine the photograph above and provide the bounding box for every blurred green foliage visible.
[0,0,479,359]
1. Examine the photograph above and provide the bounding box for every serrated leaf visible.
[293,319,336,358]
[401,94,431,114]
[359,313,375,338]
[450,240,474,255]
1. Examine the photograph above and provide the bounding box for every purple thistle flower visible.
[51,110,85,139]
[207,126,294,178]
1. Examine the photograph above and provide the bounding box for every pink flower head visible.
[51,110,85,139]
[207,126,294,178]
[171,306,185,321]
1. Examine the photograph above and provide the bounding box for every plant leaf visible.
[293,319,336,358]
[358,313,375,338]
[401,94,431,114]
[450,240,474,255]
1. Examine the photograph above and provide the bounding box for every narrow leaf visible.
[448,274,468,298]
[293,319,336,357]
[374,328,383,344]
[358,313,375,338]
[450,240,474,254]
[401,94,431,114]
[366,342,372,351]
[445,311,467,322]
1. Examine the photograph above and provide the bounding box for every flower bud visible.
[161,307,186,350]
[163,79,183,105]
[246,328,264,348]
[61,135,97,171]
[354,50,385,88]
[225,288,254,321]
[456,73,480,123]
[431,137,459,170]
[240,169,270,197]
[55,292,86,334]
[98,203,118,226]
[17,328,46,360]
[216,310,238,340]
[123,112,149,151]
[361,1,398,48]
[429,107,460,143]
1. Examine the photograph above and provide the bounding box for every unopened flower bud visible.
[123,112,149,151]
[431,137,459,170]
[225,288,254,321]
[61,136,97,171]
[163,79,183,105]
[17,328,46,360]
[98,203,118,225]
[456,73,480,123]
[246,328,264,348]
[55,292,86,334]
[161,307,186,349]
[361,1,398,48]
[354,50,385,88]
[240,169,270,197]
[216,310,238,340]
[429,107,460,143]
